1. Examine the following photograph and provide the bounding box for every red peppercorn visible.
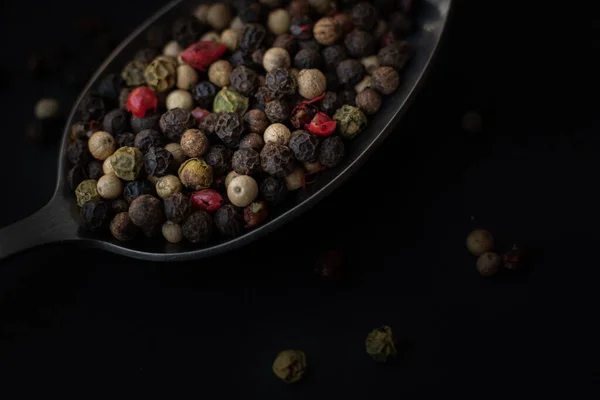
[503,245,522,270]
[191,189,224,212]
[305,112,337,136]
[243,201,268,228]
[191,107,211,124]
[126,86,158,118]
[315,249,344,280]
[181,41,228,71]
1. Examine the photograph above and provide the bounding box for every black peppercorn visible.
[204,145,233,176]
[110,199,129,215]
[339,88,357,106]
[244,110,269,135]
[87,160,104,181]
[260,142,295,177]
[240,23,267,54]
[297,38,321,52]
[255,87,278,107]
[131,111,161,133]
[240,132,265,152]
[252,48,267,68]
[182,210,213,244]
[232,148,262,175]
[102,108,129,135]
[146,24,169,48]
[192,81,218,109]
[159,108,196,142]
[214,204,242,236]
[230,66,259,97]
[260,176,288,205]
[320,91,342,115]
[97,73,123,101]
[321,45,346,72]
[388,11,413,38]
[265,99,290,123]
[67,139,91,165]
[116,132,135,148]
[273,33,298,56]
[78,94,105,123]
[214,112,245,148]
[123,180,156,203]
[134,129,165,153]
[289,130,319,162]
[80,198,110,232]
[345,30,375,58]
[319,135,345,167]
[164,192,191,224]
[129,194,165,236]
[290,15,313,40]
[172,16,204,48]
[229,50,253,68]
[294,48,324,70]
[352,2,378,31]
[237,1,263,23]
[144,147,173,177]
[198,112,219,135]
[337,59,365,86]
[67,164,88,191]
[378,41,412,71]
[110,212,138,241]
[325,70,340,91]
[135,48,160,64]
[265,68,297,96]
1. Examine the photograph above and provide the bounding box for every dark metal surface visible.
[0,0,453,262]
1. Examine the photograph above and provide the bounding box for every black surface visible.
[1,0,600,397]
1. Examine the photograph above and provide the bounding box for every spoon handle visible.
[0,197,78,261]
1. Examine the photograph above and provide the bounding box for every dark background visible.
[1,0,599,397]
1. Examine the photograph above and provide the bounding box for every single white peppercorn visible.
[268,9,291,35]
[230,16,245,33]
[476,252,501,277]
[201,31,221,42]
[220,29,239,51]
[466,229,494,256]
[284,167,305,191]
[263,123,292,146]
[96,173,123,200]
[354,75,372,93]
[88,131,116,161]
[263,48,291,72]
[207,3,232,31]
[208,60,233,87]
[194,3,210,23]
[162,221,183,244]
[103,157,115,175]
[165,142,187,166]
[176,64,199,90]
[297,69,327,99]
[361,55,380,74]
[225,170,240,189]
[156,174,182,199]
[163,40,183,58]
[34,98,59,120]
[227,175,259,207]
[166,89,194,110]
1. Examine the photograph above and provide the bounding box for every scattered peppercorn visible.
[122,60,147,87]
[204,145,233,176]
[319,91,342,115]
[265,99,290,123]
[181,129,209,158]
[80,198,110,232]
[378,41,412,71]
[67,164,88,192]
[75,179,100,207]
[284,166,305,190]
[466,229,494,256]
[129,194,165,237]
[88,131,116,161]
[356,88,382,115]
[273,33,298,55]
[227,175,259,207]
[230,66,259,97]
[34,98,60,120]
[214,204,242,236]
[294,48,324,70]
[263,47,291,72]
[371,66,400,95]
[213,87,249,115]
[115,132,135,148]
[144,56,177,92]
[345,30,375,58]
[166,89,194,111]
[319,135,345,167]
[337,59,365,86]
[260,142,295,177]
[67,139,91,165]
[290,15,313,40]
[160,108,196,142]
[86,161,104,181]
[191,189,224,212]
[192,81,218,108]
[365,326,397,362]
[272,350,307,383]
[79,95,106,123]
[297,69,327,99]
[264,123,292,145]
[322,45,347,71]
[240,23,267,53]
[333,105,367,139]
[221,29,240,52]
[339,88,357,106]
[131,111,161,133]
[178,158,213,190]
[208,60,233,87]
[313,17,342,46]
[265,68,297,96]
[289,130,319,162]
[172,16,203,48]
[477,252,501,277]
[260,176,288,205]
[232,148,262,175]
[215,112,245,148]
[108,212,138,241]
[164,192,191,224]
[102,109,129,135]
[180,210,213,244]
[111,146,144,181]
[244,109,269,134]
[144,147,173,177]
[243,201,268,228]
[134,129,165,153]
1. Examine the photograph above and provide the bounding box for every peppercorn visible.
[215,112,245,148]
[129,194,165,236]
[466,229,494,256]
[208,60,233,88]
[86,161,104,181]
[356,88,381,115]
[230,66,259,97]
[111,146,144,181]
[76,179,100,207]
[135,48,160,64]
[255,86,277,106]
[131,111,161,133]
[352,2,378,31]
[232,148,261,175]
[200,114,220,138]
[260,176,288,205]
[78,95,106,123]
[225,171,240,189]
[337,59,365,86]
[267,8,291,35]
[178,158,213,190]
[263,47,291,72]
[297,69,327,99]
[322,45,347,71]
[163,192,190,224]
[264,123,292,145]
[95,74,122,103]
[204,144,233,176]
[339,89,357,106]
[272,350,307,383]
[144,147,173,177]
[159,108,196,142]
[158,220,181,244]
[333,105,367,139]
[165,89,194,111]
[206,3,232,30]
[244,109,269,135]
[115,132,135,149]
[265,68,297,96]
[290,15,313,40]
[122,180,155,203]
[144,56,177,92]
[102,157,115,175]
[240,23,267,53]
[214,204,242,236]
[213,87,249,115]
[102,109,129,136]
[70,120,100,141]
[32,97,59,121]
[290,104,316,129]
[192,81,218,109]
[179,129,207,158]
[67,139,90,165]
[313,17,342,46]
[502,245,522,270]
[227,175,259,207]
[297,38,321,52]
[88,131,116,161]
[146,24,169,48]
[162,144,185,168]
[355,74,372,93]
[477,252,501,277]
[273,33,298,56]
[172,16,203,48]
[372,66,400,95]
[155,175,182,199]
[264,99,289,123]
[293,49,323,71]
[365,326,397,362]
[285,167,305,191]
[68,164,88,191]
[191,189,224,212]
[345,30,375,58]
[260,142,295,177]
[288,0,310,18]
[388,11,413,38]
[238,0,263,23]
[80,198,110,232]
[378,41,412,71]
[121,60,147,87]
[230,16,245,33]
[303,160,322,174]
[319,91,342,115]
[219,29,239,52]
[289,130,319,162]
[361,55,380,75]
[108,211,138,241]
[134,129,165,153]
[97,173,123,200]
[318,135,345,167]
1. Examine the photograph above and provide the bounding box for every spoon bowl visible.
[0,0,453,262]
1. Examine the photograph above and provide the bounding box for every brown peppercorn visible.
[244,109,269,134]
[477,252,501,277]
[214,112,245,148]
[88,131,116,161]
[260,142,295,177]
[371,66,400,95]
[239,132,265,152]
[182,211,213,244]
[345,30,375,58]
[313,17,341,46]
[356,88,382,115]
[265,99,290,123]
[352,2,378,31]
[337,59,365,86]
[378,41,412,71]
[272,349,307,383]
[207,3,232,31]
[159,108,196,142]
[110,212,138,241]
[180,129,209,158]
[268,8,291,35]
[164,192,191,224]
[263,47,291,72]
[466,229,494,256]
[297,69,327,99]
[128,194,165,236]
[232,148,262,175]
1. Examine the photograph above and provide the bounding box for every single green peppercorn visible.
[365,325,397,362]
[178,158,214,190]
[75,179,100,207]
[121,59,147,87]
[110,146,144,181]
[144,56,177,92]
[213,87,249,115]
[333,105,367,139]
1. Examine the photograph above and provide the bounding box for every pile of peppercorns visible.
[66,0,418,246]
[466,229,523,276]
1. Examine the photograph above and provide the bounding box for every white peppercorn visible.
[166,89,194,111]
[220,29,239,51]
[303,160,323,174]
[297,69,327,99]
[193,4,210,23]
[34,98,59,120]
[227,175,259,207]
[466,229,494,256]
[263,48,291,72]
[208,60,233,87]
[230,16,245,33]
[163,40,183,58]
[165,142,187,166]
[88,131,116,161]
[361,55,380,74]
[268,9,291,35]
[476,252,501,277]
[263,123,292,146]
[156,174,182,199]
[207,3,232,31]
[176,64,199,90]
[201,31,221,42]
[162,221,183,244]
[97,174,123,200]
[285,167,305,191]
[103,157,115,175]
[225,170,240,189]
[354,75,372,93]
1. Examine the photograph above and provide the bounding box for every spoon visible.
[0,0,453,262]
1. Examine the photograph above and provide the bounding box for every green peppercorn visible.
[110,146,144,181]
[121,59,147,87]
[178,158,214,190]
[365,325,397,362]
[272,350,307,383]
[75,179,100,207]
[144,55,177,92]
[333,105,367,139]
[213,87,249,115]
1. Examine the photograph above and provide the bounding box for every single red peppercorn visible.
[305,112,337,136]
[243,201,268,228]
[191,107,211,124]
[181,41,228,71]
[191,189,224,212]
[315,249,344,280]
[503,245,522,270]
[126,86,158,118]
